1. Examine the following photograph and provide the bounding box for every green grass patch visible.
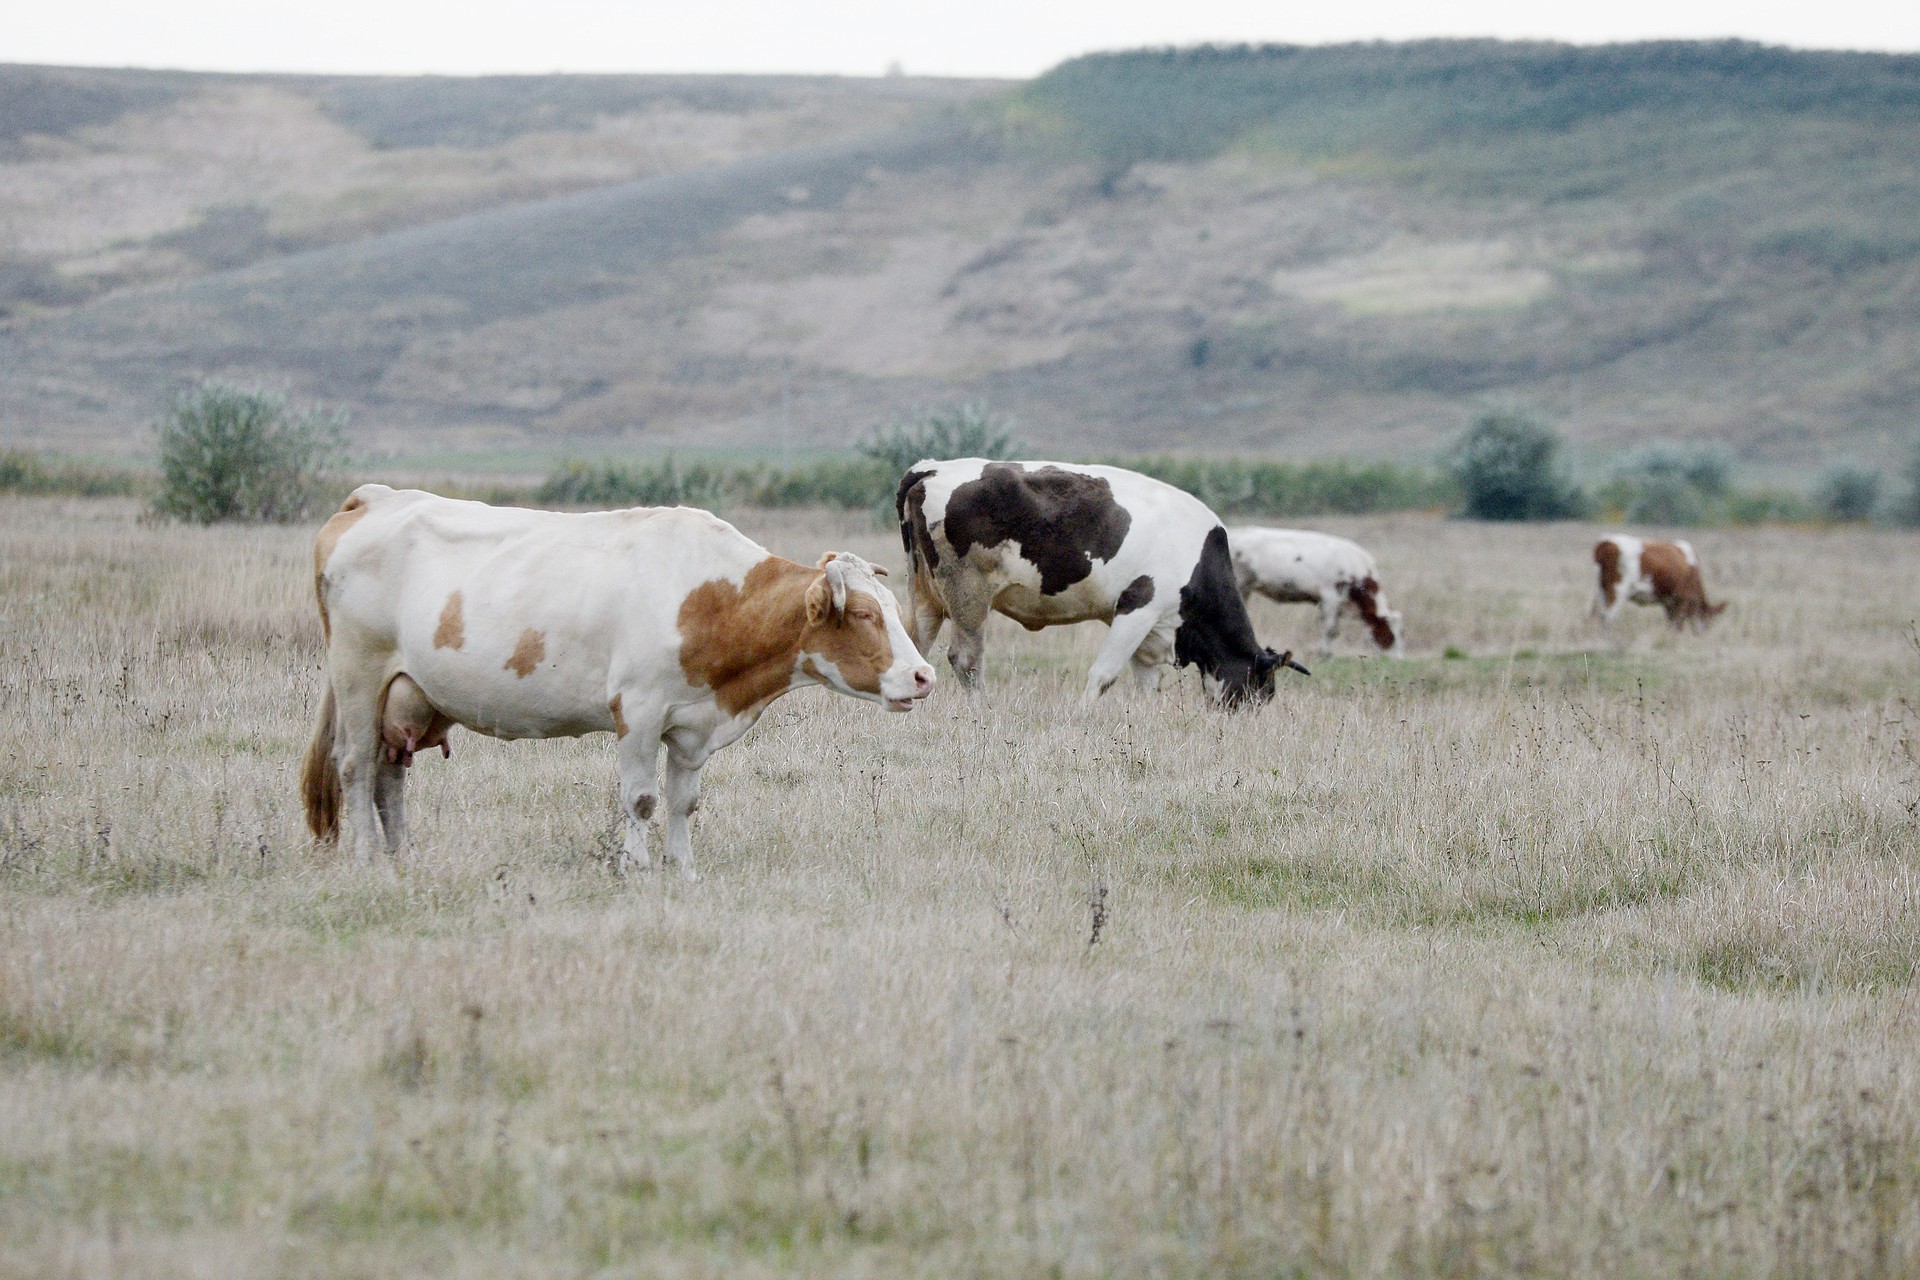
[1693,931,1920,994]
[1189,853,1375,913]
[1302,650,1667,699]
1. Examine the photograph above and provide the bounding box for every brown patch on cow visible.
[944,463,1131,595]
[433,591,465,650]
[1593,540,1623,608]
[609,693,628,739]
[679,558,818,716]
[1114,574,1155,616]
[679,557,895,716]
[1640,541,1721,628]
[1348,576,1398,650]
[504,628,546,677]
[311,493,370,639]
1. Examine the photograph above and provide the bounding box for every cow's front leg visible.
[1318,592,1343,657]
[1085,611,1162,703]
[661,747,705,880]
[936,571,992,693]
[614,729,661,875]
[1129,624,1173,692]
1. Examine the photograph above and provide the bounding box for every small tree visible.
[1817,460,1882,523]
[858,403,1020,476]
[153,382,346,524]
[1448,410,1586,521]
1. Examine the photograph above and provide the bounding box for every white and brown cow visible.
[1590,533,1727,634]
[1227,526,1404,657]
[301,484,934,875]
[896,459,1306,706]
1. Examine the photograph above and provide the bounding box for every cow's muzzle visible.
[885,664,936,711]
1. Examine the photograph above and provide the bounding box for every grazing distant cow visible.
[301,485,935,876]
[895,459,1306,705]
[1227,527,1404,657]
[1590,534,1726,634]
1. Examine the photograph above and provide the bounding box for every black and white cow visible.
[895,459,1306,705]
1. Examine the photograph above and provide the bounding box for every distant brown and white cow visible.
[301,485,934,875]
[896,459,1306,706]
[1590,534,1726,634]
[1227,527,1404,657]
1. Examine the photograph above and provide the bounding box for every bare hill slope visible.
[4,46,1920,467]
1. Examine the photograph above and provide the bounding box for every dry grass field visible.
[3,495,1919,1277]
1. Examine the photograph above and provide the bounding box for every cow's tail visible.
[301,683,342,842]
[894,466,939,645]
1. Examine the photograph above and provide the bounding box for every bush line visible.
[0,445,1893,528]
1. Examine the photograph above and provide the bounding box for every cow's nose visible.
[912,666,936,698]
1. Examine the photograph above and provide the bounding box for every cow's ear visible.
[1254,648,1281,676]
[805,575,834,624]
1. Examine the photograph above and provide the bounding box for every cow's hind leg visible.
[1593,587,1627,647]
[908,571,948,656]
[372,761,410,856]
[327,663,390,862]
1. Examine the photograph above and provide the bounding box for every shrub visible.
[1622,471,1707,526]
[1603,441,1735,526]
[740,457,894,510]
[0,449,144,498]
[1890,439,1920,527]
[1120,456,1453,516]
[1724,488,1817,525]
[1817,460,1882,522]
[858,404,1020,476]
[152,382,345,524]
[1611,442,1733,496]
[535,458,727,508]
[1447,410,1586,521]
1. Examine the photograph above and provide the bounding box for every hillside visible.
[3,44,1920,468]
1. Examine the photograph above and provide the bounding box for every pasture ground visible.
[2,497,1918,1277]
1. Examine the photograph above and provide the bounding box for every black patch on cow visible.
[943,463,1130,595]
[1175,526,1279,707]
[895,468,940,570]
[1114,574,1155,616]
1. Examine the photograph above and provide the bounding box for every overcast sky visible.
[10,0,1920,80]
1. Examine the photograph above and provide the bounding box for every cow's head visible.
[799,552,936,711]
[1372,605,1406,655]
[1210,646,1310,709]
